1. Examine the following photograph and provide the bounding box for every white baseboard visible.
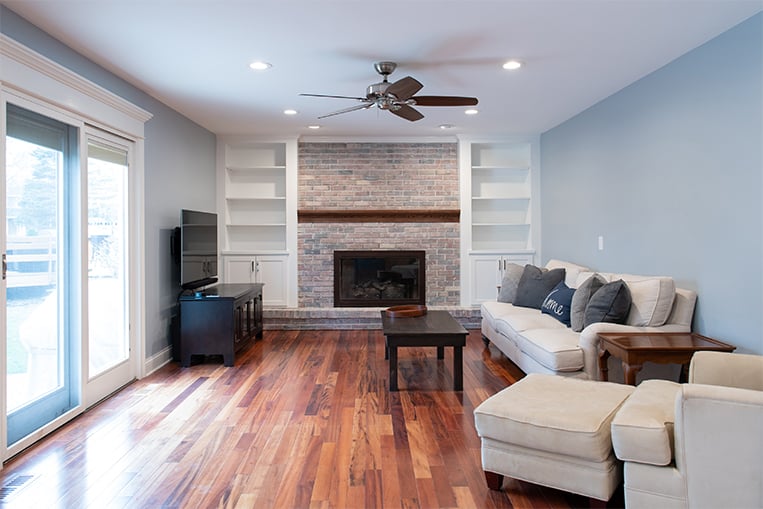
[143,346,172,377]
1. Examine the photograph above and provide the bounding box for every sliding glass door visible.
[3,103,136,449]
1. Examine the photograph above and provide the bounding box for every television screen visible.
[180,209,218,290]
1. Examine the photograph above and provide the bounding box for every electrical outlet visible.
[598,235,604,251]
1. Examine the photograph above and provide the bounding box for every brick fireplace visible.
[265,141,480,329]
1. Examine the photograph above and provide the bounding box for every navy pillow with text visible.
[541,281,576,327]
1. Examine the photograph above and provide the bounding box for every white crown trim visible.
[0,34,152,125]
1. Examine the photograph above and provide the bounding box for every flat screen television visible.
[179,209,218,290]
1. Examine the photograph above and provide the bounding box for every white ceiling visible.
[3,0,761,138]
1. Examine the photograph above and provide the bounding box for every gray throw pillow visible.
[497,263,525,303]
[514,265,566,309]
[583,279,632,328]
[570,273,606,332]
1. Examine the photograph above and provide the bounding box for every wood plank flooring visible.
[1,329,596,508]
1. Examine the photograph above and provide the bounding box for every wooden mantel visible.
[298,209,460,223]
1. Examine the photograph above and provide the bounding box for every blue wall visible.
[1,6,218,359]
[540,13,762,353]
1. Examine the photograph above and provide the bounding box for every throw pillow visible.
[583,279,632,328]
[540,281,576,326]
[514,264,566,309]
[497,263,525,303]
[570,273,606,332]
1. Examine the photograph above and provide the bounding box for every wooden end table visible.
[380,310,468,391]
[598,332,735,385]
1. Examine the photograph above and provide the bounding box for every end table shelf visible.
[597,332,735,385]
[179,283,263,367]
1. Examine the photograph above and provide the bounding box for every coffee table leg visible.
[389,346,398,391]
[454,346,463,391]
[437,346,444,359]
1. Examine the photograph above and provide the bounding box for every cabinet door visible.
[224,257,256,284]
[255,255,287,307]
[469,253,536,305]
[470,255,502,304]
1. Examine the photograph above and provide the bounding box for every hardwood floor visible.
[1,329,597,508]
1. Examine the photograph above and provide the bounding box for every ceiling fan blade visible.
[385,76,423,101]
[411,96,479,107]
[300,93,368,101]
[317,102,374,119]
[391,104,424,122]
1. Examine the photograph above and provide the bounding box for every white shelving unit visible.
[217,138,298,307]
[459,137,540,306]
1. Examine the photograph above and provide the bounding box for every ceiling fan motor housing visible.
[366,81,390,100]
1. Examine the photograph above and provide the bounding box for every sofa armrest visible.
[578,323,691,380]
[689,351,763,390]
[675,383,763,508]
[611,379,681,466]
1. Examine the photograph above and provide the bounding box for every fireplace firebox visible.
[334,250,425,307]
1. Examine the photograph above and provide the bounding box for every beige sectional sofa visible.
[480,259,698,380]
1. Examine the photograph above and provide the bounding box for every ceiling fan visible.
[300,61,479,122]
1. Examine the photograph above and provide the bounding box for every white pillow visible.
[622,277,676,327]
[545,259,589,288]
[574,271,615,288]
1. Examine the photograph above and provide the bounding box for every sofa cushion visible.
[518,328,585,372]
[571,273,606,332]
[480,301,538,331]
[611,379,681,466]
[540,281,575,327]
[497,262,525,303]
[514,264,566,309]
[621,277,676,327]
[584,279,632,328]
[545,259,590,288]
[474,374,634,462]
[495,311,567,335]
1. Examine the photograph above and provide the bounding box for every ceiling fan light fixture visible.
[502,60,522,70]
[249,61,272,71]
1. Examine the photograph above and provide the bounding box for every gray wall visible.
[1,6,217,359]
[540,13,762,354]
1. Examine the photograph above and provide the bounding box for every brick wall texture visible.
[298,142,460,307]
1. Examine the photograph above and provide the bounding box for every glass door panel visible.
[5,104,76,446]
[87,141,128,378]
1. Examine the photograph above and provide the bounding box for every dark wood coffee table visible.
[380,310,468,391]
[598,332,735,385]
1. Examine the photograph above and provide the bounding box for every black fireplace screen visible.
[333,250,425,307]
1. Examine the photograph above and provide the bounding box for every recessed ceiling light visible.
[464,109,479,115]
[249,61,272,71]
[307,125,321,129]
[502,60,522,70]
[438,124,455,129]
[283,109,298,115]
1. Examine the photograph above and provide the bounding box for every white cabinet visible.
[217,138,297,307]
[223,255,289,307]
[459,137,540,306]
[470,253,535,304]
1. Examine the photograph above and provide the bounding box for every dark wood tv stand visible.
[179,283,263,367]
